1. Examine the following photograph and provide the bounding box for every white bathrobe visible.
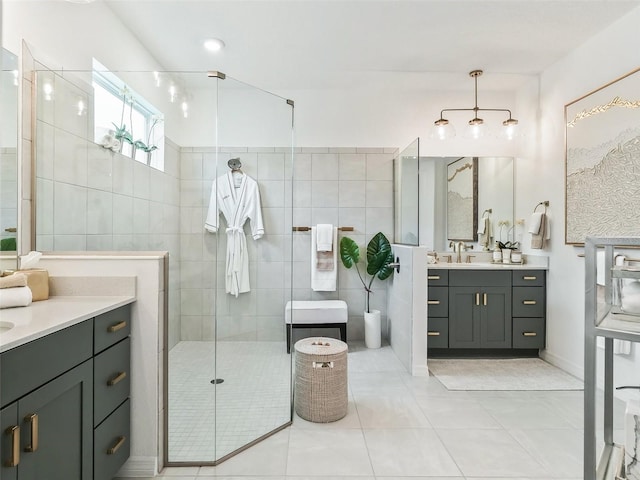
[205,172,264,297]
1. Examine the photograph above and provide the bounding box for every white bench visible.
[285,300,348,353]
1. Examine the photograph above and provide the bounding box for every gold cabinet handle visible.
[108,321,127,333]
[475,293,480,306]
[107,436,126,455]
[427,331,441,336]
[427,275,440,280]
[4,425,20,467]
[523,276,537,280]
[107,371,127,386]
[427,300,441,305]
[483,293,487,306]
[24,413,38,453]
[523,300,537,305]
[523,332,537,337]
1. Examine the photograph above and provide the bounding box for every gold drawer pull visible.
[4,425,20,467]
[523,332,537,337]
[108,371,127,386]
[475,293,480,306]
[523,300,537,305]
[108,321,127,333]
[483,293,487,306]
[427,331,441,336]
[427,275,440,280]
[24,414,38,453]
[427,300,441,305]
[523,276,537,280]
[107,436,126,455]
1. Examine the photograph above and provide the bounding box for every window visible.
[92,59,164,171]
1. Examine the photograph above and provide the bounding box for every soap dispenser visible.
[492,242,502,263]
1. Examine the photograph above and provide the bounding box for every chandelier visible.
[431,69,518,140]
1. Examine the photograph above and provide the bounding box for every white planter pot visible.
[364,309,381,349]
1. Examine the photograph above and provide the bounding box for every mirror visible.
[1,48,19,270]
[394,151,514,251]
[446,157,478,242]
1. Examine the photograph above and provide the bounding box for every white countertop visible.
[0,295,135,353]
[428,261,548,270]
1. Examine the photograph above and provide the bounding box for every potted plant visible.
[339,232,395,348]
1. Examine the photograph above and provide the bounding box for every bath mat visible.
[428,358,584,391]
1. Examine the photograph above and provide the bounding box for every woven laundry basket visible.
[294,337,348,423]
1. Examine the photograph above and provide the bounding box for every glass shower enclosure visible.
[29,62,294,465]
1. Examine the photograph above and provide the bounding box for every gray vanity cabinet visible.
[427,271,449,348]
[511,270,546,349]
[0,303,132,480]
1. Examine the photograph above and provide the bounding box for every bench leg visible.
[339,323,347,344]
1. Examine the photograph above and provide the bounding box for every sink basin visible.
[0,321,15,333]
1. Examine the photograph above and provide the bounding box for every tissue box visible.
[19,269,49,301]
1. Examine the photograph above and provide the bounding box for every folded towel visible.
[528,212,544,234]
[316,251,334,271]
[0,285,32,309]
[311,226,338,291]
[477,216,487,235]
[0,273,27,289]
[316,224,334,252]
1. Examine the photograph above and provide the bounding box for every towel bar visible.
[292,226,354,232]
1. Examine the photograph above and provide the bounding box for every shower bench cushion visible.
[285,300,348,353]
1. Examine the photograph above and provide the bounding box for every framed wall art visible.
[565,67,640,245]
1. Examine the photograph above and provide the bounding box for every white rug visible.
[428,358,584,391]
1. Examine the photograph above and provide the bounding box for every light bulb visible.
[502,118,519,140]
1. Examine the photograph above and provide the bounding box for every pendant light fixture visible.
[431,69,518,140]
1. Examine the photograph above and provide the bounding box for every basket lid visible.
[294,337,347,355]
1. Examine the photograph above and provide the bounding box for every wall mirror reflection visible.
[446,157,478,242]
[1,48,19,271]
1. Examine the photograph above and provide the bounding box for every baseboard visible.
[539,349,584,381]
[412,363,428,377]
[116,456,159,478]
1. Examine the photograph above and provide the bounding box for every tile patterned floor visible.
[119,341,625,479]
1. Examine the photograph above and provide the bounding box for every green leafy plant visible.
[111,122,133,144]
[498,240,519,250]
[340,232,394,313]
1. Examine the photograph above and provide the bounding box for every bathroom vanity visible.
[427,262,547,354]
[0,297,134,480]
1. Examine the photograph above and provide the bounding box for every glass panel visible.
[214,75,293,461]
[1,48,19,268]
[393,138,419,245]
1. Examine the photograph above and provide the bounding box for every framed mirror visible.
[446,157,478,242]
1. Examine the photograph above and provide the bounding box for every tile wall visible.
[0,148,18,244]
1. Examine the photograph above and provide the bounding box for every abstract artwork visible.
[565,68,640,245]
[447,157,478,242]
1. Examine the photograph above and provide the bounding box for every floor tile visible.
[292,401,362,429]
[364,428,462,476]
[437,429,551,477]
[354,393,431,428]
[509,428,583,478]
[213,428,289,476]
[476,395,576,429]
[286,429,374,476]
[416,395,503,429]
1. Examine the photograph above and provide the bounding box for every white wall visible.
[517,6,640,388]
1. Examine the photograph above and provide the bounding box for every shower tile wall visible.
[178,146,396,344]
[0,148,18,242]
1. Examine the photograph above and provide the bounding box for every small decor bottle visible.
[493,242,502,263]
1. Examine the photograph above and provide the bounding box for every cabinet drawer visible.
[427,317,448,348]
[94,398,130,480]
[427,269,448,286]
[450,270,510,287]
[512,287,545,317]
[512,318,545,348]
[512,270,545,287]
[1,320,93,408]
[94,337,130,427]
[94,304,131,354]
[427,286,448,317]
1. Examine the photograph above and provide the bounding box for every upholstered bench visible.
[285,300,348,353]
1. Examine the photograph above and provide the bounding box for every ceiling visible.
[104,0,640,95]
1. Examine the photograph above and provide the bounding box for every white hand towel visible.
[528,212,544,234]
[316,224,334,252]
[477,216,486,235]
[311,226,338,291]
[614,339,632,355]
[0,285,32,309]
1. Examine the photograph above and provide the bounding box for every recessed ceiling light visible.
[65,0,96,3]
[203,38,225,53]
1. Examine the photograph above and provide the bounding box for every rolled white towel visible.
[0,286,32,309]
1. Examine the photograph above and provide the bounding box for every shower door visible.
[211,74,294,463]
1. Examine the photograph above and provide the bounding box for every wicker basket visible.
[294,337,348,423]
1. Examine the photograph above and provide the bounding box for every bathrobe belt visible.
[225,226,246,278]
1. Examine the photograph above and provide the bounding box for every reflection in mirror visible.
[417,156,514,252]
[446,157,478,242]
[1,48,19,271]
